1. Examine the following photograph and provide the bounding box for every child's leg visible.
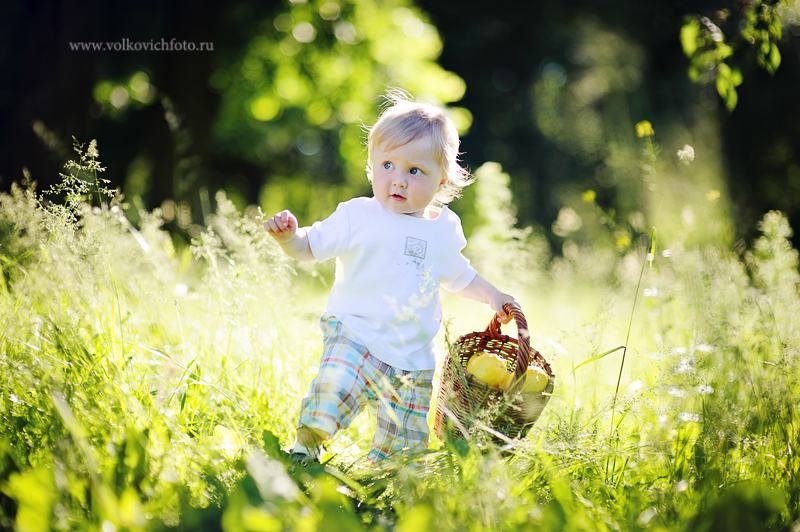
[293,317,374,458]
[296,426,330,447]
[368,363,435,464]
[292,426,329,458]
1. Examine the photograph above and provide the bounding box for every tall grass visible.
[1,140,798,531]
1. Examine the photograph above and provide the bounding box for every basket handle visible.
[486,303,532,379]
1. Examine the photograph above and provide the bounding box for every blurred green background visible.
[3,2,800,529]
[1,0,799,251]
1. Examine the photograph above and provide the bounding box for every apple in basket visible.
[465,352,507,388]
[502,366,549,393]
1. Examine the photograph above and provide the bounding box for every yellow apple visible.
[466,353,507,388]
[521,366,549,393]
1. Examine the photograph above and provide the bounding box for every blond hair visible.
[365,90,473,205]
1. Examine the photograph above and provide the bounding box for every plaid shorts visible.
[297,317,435,463]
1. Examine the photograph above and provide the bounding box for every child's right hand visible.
[264,210,299,244]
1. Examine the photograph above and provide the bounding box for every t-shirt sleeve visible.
[306,202,350,262]
[439,215,478,293]
[441,263,477,293]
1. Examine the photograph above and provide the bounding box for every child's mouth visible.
[391,194,405,201]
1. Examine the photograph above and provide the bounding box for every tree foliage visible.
[211,0,470,222]
[681,0,787,111]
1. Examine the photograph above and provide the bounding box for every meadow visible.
[1,139,799,532]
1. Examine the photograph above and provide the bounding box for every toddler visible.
[264,92,516,464]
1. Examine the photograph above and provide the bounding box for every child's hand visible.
[264,210,298,244]
[488,292,517,324]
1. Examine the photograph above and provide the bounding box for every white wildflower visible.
[677,144,695,165]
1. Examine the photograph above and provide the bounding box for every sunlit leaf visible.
[680,18,700,57]
[724,86,738,111]
[768,44,781,74]
[730,67,743,86]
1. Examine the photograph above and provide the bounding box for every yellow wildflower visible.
[635,121,654,138]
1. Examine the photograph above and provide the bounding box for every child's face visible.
[371,135,445,218]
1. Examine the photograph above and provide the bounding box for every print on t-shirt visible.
[404,237,427,259]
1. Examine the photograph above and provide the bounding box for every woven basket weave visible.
[433,303,554,441]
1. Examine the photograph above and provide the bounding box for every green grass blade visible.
[569,346,626,376]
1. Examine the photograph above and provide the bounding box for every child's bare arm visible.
[264,210,315,261]
[456,274,517,324]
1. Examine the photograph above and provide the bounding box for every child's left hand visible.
[488,292,517,324]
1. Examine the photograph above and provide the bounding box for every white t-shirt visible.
[306,197,477,370]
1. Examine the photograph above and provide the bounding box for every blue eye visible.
[410,168,422,175]
[383,162,394,170]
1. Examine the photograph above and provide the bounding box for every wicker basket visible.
[433,303,554,442]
